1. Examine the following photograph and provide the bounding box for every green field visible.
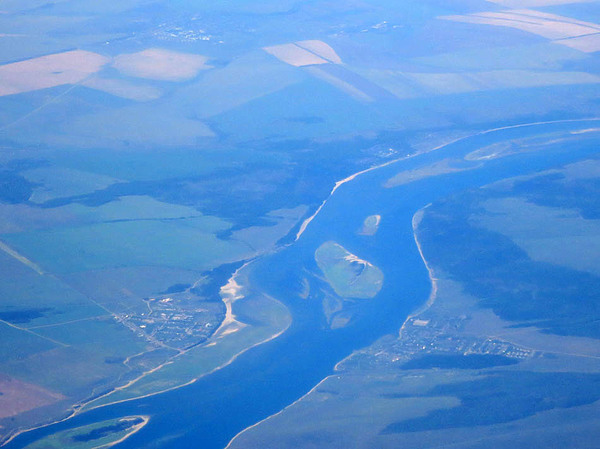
[82,271,291,410]
[2,220,252,274]
[0,250,106,328]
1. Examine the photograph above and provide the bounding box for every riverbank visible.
[8,118,600,449]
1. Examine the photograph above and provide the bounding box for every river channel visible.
[7,119,600,449]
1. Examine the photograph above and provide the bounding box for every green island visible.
[24,415,148,449]
[315,241,383,299]
[227,156,600,449]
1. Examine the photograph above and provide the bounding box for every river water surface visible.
[8,119,600,449]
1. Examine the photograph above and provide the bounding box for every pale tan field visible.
[556,33,600,53]
[295,40,343,64]
[365,69,600,99]
[0,47,211,99]
[0,375,64,419]
[263,43,329,67]
[112,48,210,81]
[0,50,108,96]
[487,0,596,7]
[441,9,600,41]
[264,40,363,101]
[509,8,600,27]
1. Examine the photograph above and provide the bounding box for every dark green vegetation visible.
[384,371,600,433]
[400,354,518,370]
[2,0,600,446]
[72,417,143,442]
[418,168,600,338]
[190,262,245,300]
[227,156,600,449]
[160,284,192,295]
[0,309,51,324]
[0,171,35,204]
[23,416,147,449]
[511,168,600,219]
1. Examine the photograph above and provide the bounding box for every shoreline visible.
[402,206,438,328]
[211,261,253,339]
[295,117,600,241]
[1,303,291,448]
[4,116,600,447]
[224,374,332,449]
[83,308,292,414]
[77,261,256,413]
[225,205,439,448]
[81,261,289,412]
[96,415,150,449]
[0,262,289,447]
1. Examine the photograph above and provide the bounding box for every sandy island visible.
[95,415,150,449]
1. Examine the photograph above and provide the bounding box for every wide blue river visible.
[7,119,600,448]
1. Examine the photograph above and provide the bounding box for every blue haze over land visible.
[1,0,600,448]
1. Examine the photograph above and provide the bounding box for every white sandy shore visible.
[76,264,254,412]
[225,208,437,449]
[5,117,600,448]
[95,415,150,449]
[0,262,292,447]
[212,264,251,338]
[296,117,600,242]
[224,373,333,449]
[227,117,600,448]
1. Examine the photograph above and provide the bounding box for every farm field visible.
[1,0,600,447]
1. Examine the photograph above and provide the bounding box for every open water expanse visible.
[8,119,600,449]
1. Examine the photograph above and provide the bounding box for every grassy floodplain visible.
[23,416,149,449]
[227,149,600,449]
[1,0,600,445]
[80,264,291,411]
